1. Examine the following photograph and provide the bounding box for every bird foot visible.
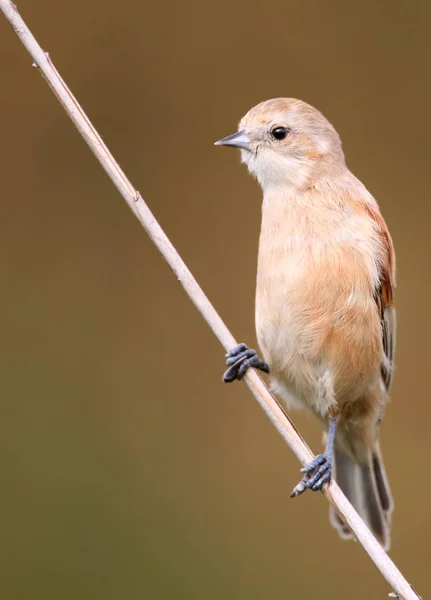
[222,343,269,383]
[290,454,332,497]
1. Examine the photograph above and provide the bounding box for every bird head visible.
[215,98,345,191]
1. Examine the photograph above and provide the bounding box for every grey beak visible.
[214,130,250,150]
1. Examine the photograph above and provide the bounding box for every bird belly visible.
[255,241,383,418]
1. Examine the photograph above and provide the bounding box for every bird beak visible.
[214,130,250,150]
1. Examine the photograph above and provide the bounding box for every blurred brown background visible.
[0,0,429,598]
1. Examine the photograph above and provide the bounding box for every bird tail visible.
[329,445,393,551]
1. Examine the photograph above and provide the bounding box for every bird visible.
[215,98,395,550]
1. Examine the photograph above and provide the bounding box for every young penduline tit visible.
[216,98,395,550]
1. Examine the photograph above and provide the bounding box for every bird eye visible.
[271,126,288,141]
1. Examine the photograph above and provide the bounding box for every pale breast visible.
[255,189,384,412]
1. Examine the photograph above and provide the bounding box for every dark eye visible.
[271,126,288,140]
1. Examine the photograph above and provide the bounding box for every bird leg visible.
[290,415,338,497]
[223,343,269,383]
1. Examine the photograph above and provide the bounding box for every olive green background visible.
[0,1,429,598]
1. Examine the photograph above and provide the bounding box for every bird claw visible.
[222,343,269,382]
[300,453,327,473]
[290,454,332,497]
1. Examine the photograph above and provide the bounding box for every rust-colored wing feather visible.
[365,205,396,391]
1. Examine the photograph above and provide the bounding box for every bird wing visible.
[365,204,396,391]
[379,288,396,391]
